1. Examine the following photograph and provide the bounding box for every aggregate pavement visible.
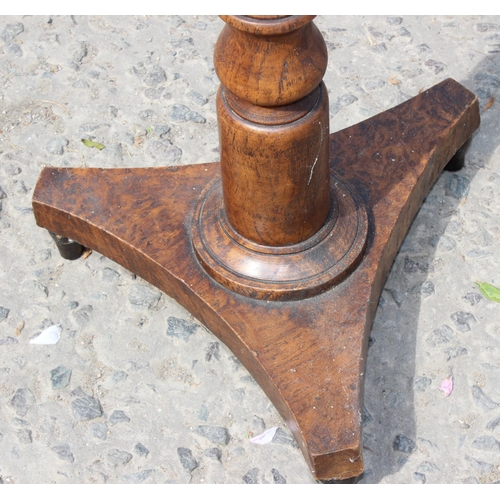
[1,15,500,484]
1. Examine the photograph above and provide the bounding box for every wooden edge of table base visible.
[32,78,479,481]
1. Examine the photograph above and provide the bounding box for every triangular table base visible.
[32,79,479,481]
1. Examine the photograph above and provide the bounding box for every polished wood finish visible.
[196,16,370,300]
[33,76,479,480]
[215,16,330,247]
[191,171,368,300]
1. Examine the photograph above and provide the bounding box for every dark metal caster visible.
[444,138,472,172]
[49,231,85,260]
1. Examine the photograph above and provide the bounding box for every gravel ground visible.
[1,15,500,484]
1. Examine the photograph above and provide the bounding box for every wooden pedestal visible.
[32,76,479,480]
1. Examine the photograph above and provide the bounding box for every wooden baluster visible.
[215,15,330,246]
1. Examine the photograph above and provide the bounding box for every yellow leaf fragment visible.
[483,97,495,111]
[15,320,25,336]
[81,139,105,150]
[475,282,500,303]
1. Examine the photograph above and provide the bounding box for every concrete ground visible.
[1,15,500,484]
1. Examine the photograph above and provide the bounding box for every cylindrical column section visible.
[214,15,330,247]
[218,84,330,246]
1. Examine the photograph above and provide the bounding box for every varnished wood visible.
[215,16,331,247]
[32,78,480,480]
[215,16,325,106]
[191,172,368,300]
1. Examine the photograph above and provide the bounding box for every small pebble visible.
[413,472,426,483]
[417,461,440,473]
[486,414,500,431]
[108,449,133,466]
[90,422,108,440]
[0,306,10,322]
[386,17,403,25]
[204,448,222,461]
[10,388,35,417]
[143,65,167,86]
[205,342,220,361]
[134,442,149,457]
[472,385,499,411]
[393,435,417,453]
[188,90,208,106]
[109,410,130,425]
[463,292,482,305]
[272,427,299,448]
[198,404,209,422]
[166,316,197,342]
[16,429,32,444]
[445,347,468,361]
[471,435,500,451]
[128,284,161,309]
[243,467,259,484]
[71,395,103,421]
[466,455,495,474]
[50,365,72,389]
[450,311,476,332]
[177,447,198,471]
[1,22,24,42]
[271,468,286,484]
[122,469,154,484]
[51,444,75,463]
[112,370,128,383]
[102,267,120,281]
[445,174,470,199]
[46,137,69,155]
[72,304,94,324]
[426,325,455,346]
[413,376,432,392]
[195,425,230,445]
[330,94,358,116]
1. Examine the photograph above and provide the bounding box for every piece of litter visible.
[29,324,62,345]
[439,377,453,397]
[82,248,92,259]
[249,426,278,445]
[483,96,495,111]
[81,139,105,150]
[475,281,500,303]
[15,320,25,336]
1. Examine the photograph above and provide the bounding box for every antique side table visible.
[32,16,479,481]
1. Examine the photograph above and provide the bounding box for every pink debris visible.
[439,377,454,397]
[249,426,278,445]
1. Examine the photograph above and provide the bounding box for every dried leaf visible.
[15,320,25,336]
[81,139,105,150]
[389,75,400,85]
[82,248,92,259]
[476,282,500,302]
[439,377,453,397]
[249,426,278,445]
[29,324,62,345]
[483,97,495,111]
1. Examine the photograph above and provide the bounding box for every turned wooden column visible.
[192,15,368,301]
[215,15,330,246]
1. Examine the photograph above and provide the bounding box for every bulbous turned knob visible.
[214,15,328,107]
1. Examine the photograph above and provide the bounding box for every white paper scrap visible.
[29,324,62,345]
[249,426,278,445]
